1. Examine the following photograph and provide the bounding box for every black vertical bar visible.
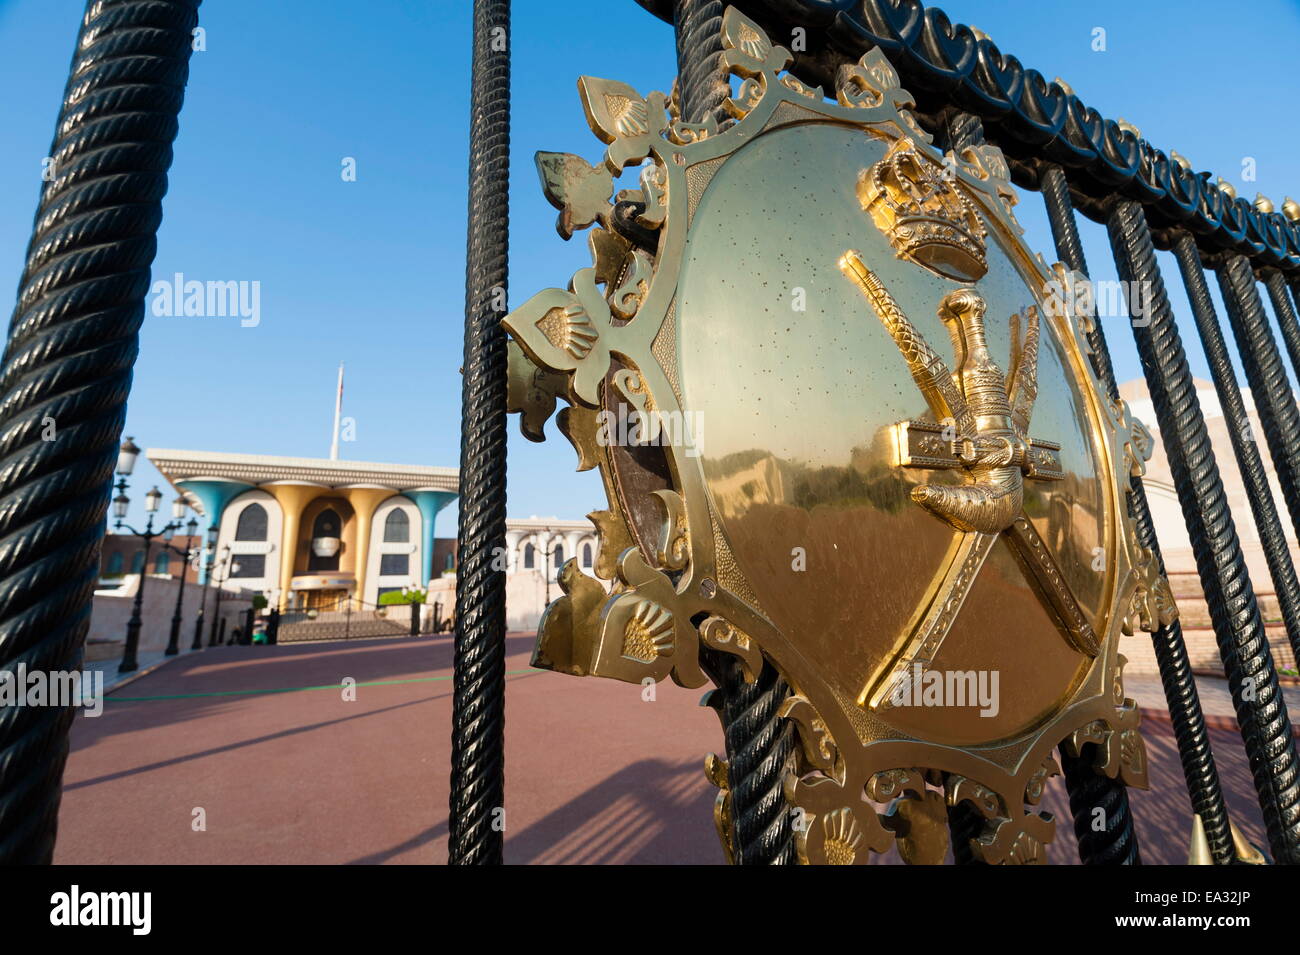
[1287,278,1300,368]
[0,0,200,864]
[1216,256,1300,544]
[673,0,796,865]
[1040,165,1234,864]
[1264,272,1300,397]
[450,0,510,866]
[1108,198,1300,864]
[1173,238,1300,663]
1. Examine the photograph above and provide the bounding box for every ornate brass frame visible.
[503,7,1174,865]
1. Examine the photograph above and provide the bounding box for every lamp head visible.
[116,436,141,476]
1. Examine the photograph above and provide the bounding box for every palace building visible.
[145,449,603,628]
[148,448,459,611]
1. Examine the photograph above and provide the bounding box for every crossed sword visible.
[839,251,1099,712]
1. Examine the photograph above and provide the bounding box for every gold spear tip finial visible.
[969,24,989,42]
[1053,76,1075,97]
[1116,117,1141,140]
[1255,193,1275,214]
[1169,150,1192,172]
[1216,177,1238,201]
[1230,821,1266,864]
[1187,814,1213,865]
[1283,197,1300,222]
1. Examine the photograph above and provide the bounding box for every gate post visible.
[0,0,201,864]
[449,0,511,866]
[672,0,797,866]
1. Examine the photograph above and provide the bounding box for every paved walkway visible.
[1127,674,1300,734]
[54,635,1282,864]
[85,649,175,695]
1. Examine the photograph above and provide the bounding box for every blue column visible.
[178,478,252,583]
[407,490,457,587]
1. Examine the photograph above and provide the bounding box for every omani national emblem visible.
[501,7,1175,865]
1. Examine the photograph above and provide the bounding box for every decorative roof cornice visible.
[506,517,595,533]
[634,0,1300,270]
[147,448,459,494]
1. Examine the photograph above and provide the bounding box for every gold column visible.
[346,487,394,606]
[265,483,328,611]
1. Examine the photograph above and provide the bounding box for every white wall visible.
[216,489,283,601]
[364,495,423,605]
[88,575,252,660]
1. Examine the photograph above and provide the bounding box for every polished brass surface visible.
[502,6,1170,864]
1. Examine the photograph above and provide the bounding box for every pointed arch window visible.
[384,509,410,543]
[235,503,268,541]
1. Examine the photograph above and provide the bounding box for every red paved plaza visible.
[55,635,1272,864]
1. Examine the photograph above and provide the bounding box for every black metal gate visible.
[446,0,1300,865]
[0,0,1297,867]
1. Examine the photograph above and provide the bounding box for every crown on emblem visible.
[858,138,988,282]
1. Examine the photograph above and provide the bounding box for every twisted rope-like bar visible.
[1109,199,1300,864]
[675,0,796,865]
[945,799,987,865]
[1264,274,1300,402]
[1176,241,1300,666]
[674,0,730,124]
[1216,257,1300,547]
[1063,743,1141,865]
[0,0,200,865]
[450,0,510,866]
[1042,167,1234,864]
[708,658,797,863]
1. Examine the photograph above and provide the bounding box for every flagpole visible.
[330,362,344,460]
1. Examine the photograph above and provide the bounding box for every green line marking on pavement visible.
[105,669,541,703]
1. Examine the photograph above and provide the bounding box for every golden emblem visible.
[503,6,1175,864]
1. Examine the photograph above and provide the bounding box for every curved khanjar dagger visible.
[839,251,1097,712]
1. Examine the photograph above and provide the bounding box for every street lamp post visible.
[112,437,184,674]
[163,507,200,656]
[191,523,219,651]
[543,533,564,605]
[210,545,239,646]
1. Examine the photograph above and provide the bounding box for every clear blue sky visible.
[1,0,1298,536]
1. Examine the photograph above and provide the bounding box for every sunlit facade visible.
[149,449,458,610]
